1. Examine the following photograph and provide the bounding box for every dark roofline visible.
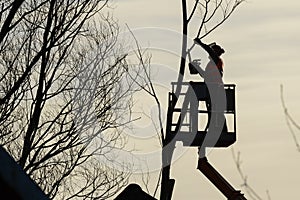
[0,146,49,200]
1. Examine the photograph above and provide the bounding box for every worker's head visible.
[210,43,225,57]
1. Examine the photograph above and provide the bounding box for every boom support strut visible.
[197,157,247,200]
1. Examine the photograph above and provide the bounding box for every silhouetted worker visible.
[192,38,228,133]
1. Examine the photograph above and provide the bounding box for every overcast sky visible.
[112,1,300,199]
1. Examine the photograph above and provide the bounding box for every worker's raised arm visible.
[194,38,220,65]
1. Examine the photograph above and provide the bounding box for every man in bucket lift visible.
[188,40,247,200]
[190,38,228,133]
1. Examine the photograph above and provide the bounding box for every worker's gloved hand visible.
[208,42,216,47]
[194,38,201,44]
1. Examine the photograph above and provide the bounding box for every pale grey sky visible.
[112,0,300,199]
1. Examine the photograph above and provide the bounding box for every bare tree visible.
[0,1,144,199]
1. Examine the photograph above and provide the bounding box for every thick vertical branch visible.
[19,0,56,169]
[0,0,25,44]
[174,0,188,100]
[160,1,188,200]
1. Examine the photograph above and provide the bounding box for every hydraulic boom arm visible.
[197,157,247,200]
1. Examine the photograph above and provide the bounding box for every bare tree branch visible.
[280,84,300,152]
[231,148,271,200]
[125,24,165,147]
[187,0,200,22]
[196,0,245,39]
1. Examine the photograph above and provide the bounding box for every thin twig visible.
[125,23,165,145]
[280,84,300,152]
[187,0,200,22]
[231,148,270,200]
